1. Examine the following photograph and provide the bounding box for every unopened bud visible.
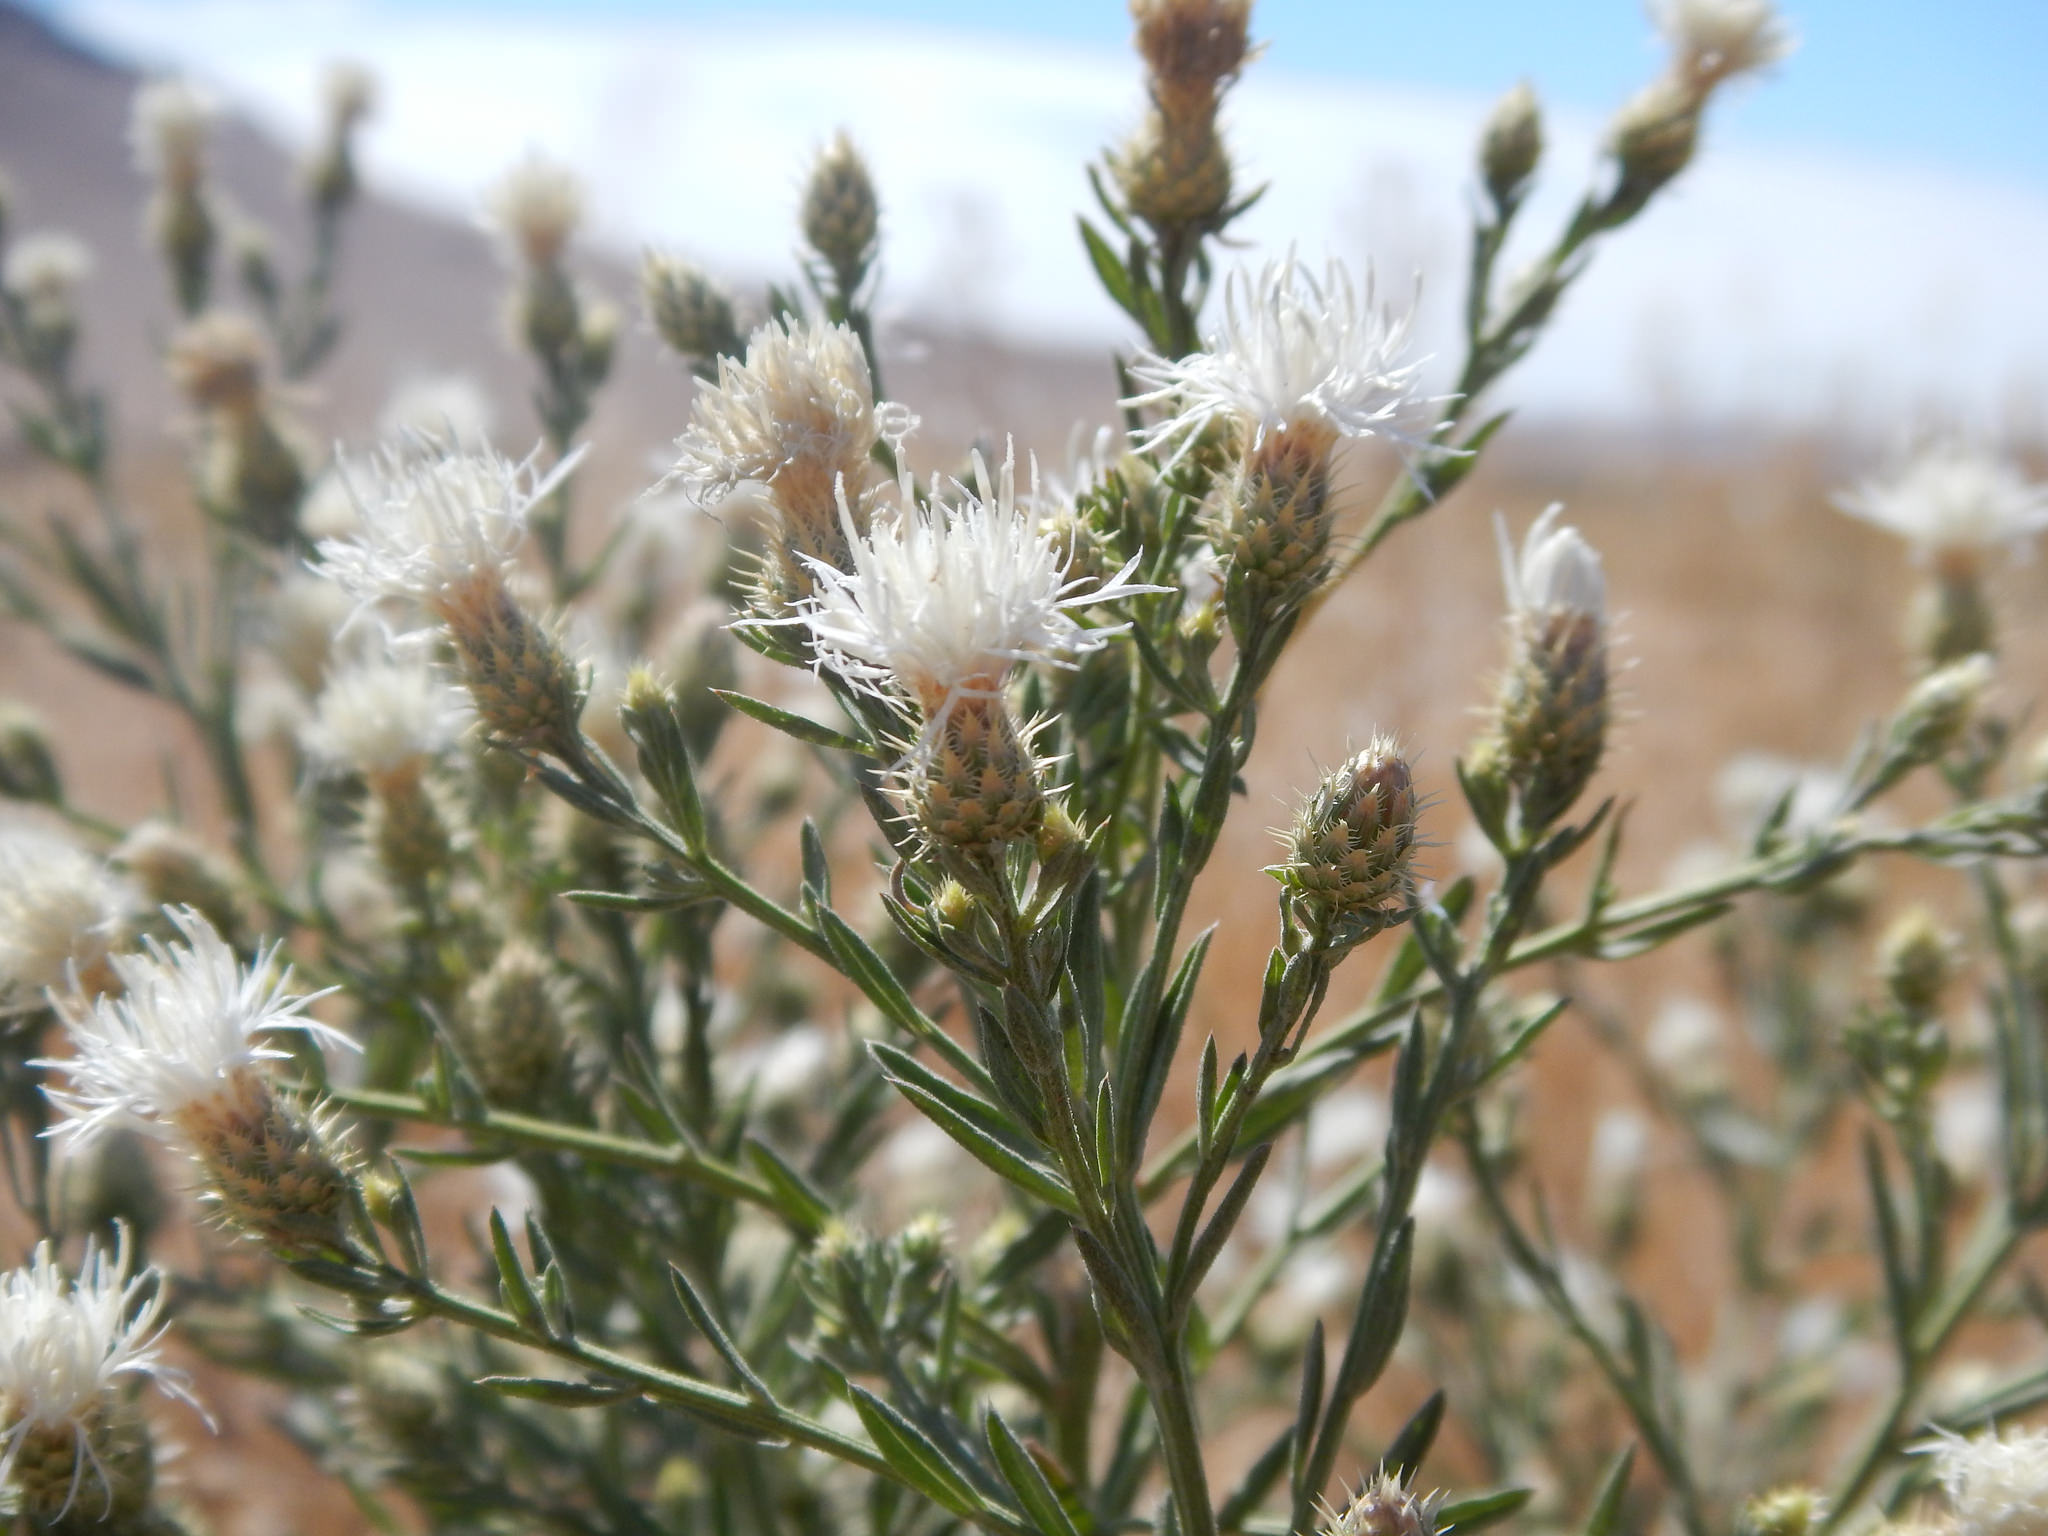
[641,252,741,364]
[579,297,620,384]
[1881,907,1955,1016]
[1908,568,1994,674]
[442,575,587,755]
[183,1084,359,1258]
[1217,429,1338,622]
[1888,652,1992,769]
[114,821,243,944]
[1606,78,1700,221]
[1738,1487,1827,1536]
[1113,106,1232,234]
[0,704,62,803]
[10,1393,160,1529]
[366,763,454,898]
[1272,736,1421,946]
[167,310,265,416]
[459,942,578,1112]
[801,132,879,287]
[1481,81,1544,208]
[516,263,581,360]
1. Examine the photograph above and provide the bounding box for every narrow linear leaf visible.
[477,1375,638,1407]
[986,1408,1083,1536]
[488,1209,547,1337]
[1438,1488,1534,1534]
[1381,1390,1446,1485]
[670,1263,777,1405]
[846,1385,981,1519]
[1580,1444,1636,1536]
[710,688,874,756]
[877,1068,1078,1215]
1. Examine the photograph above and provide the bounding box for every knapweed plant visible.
[3,5,2048,1536]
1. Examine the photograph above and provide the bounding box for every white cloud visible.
[65,0,2048,434]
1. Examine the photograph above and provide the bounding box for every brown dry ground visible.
[6,4,2048,1531]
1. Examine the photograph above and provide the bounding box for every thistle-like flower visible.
[1127,253,1430,464]
[1838,444,2048,571]
[0,822,131,1004]
[669,316,912,595]
[1652,0,1796,96]
[788,449,1166,729]
[485,151,584,270]
[1318,1470,1442,1536]
[1917,1426,2048,1536]
[801,132,880,286]
[1127,254,1436,617]
[1477,504,1610,836]
[128,78,215,192]
[40,907,359,1256]
[0,1232,197,1525]
[302,654,471,782]
[3,231,93,332]
[315,440,586,752]
[166,310,266,416]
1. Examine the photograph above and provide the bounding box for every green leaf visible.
[1177,1142,1273,1312]
[800,818,831,908]
[871,1043,1077,1214]
[1218,1420,1295,1533]
[1579,1445,1636,1536]
[488,1208,548,1337]
[846,1385,981,1519]
[477,1375,638,1407]
[743,1141,833,1233]
[1123,927,1214,1167]
[820,909,992,1093]
[1289,1318,1325,1510]
[710,688,874,756]
[1438,1488,1534,1534]
[1078,216,1141,320]
[670,1263,777,1405]
[986,1408,1084,1536]
[1381,1390,1445,1484]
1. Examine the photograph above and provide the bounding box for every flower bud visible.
[1113,106,1233,234]
[1880,907,1955,1016]
[1605,77,1700,221]
[1272,736,1421,946]
[0,703,63,804]
[50,1128,166,1249]
[579,297,620,385]
[640,252,741,365]
[1886,652,1992,770]
[113,821,244,945]
[1907,568,1995,674]
[1481,81,1544,208]
[1217,426,1337,615]
[801,132,880,288]
[457,942,578,1113]
[444,580,588,757]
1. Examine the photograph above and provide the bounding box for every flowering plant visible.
[3,5,2047,1536]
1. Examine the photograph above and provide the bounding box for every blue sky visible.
[51,0,2027,190]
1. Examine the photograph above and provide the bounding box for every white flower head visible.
[0,824,132,1004]
[0,1231,198,1510]
[1917,1426,2048,1536]
[40,907,350,1149]
[784,445,1170,736]
[1837,443,2048,565]
[302,651,471,778]
[485,151,583,268]
[313,438,575,627]
[321,60,377,133]
[1652,0,1796,93]
[3,232,94,312]
[1124,251,1435,460]
[1497,503,1606,622]
[669,315,910,507]
[128,77,216,188]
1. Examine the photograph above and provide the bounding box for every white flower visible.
[1918,1426,2048,1536]
[669,315,907,505]
[313,439,574,624]
[1124,252,1434,458]
[128,78,215,188]
[1837,443,2048,563]
[1652,0,1795,92]
[485,151,583,267]
[0,1231,197,1507]
[321,60,376,132]
[0,824,131,1004]
[301,653,471,778]
[784,447,1169,728]
[1497,504,1605,621]
[3,232,94,311]
[40,907,350,1149]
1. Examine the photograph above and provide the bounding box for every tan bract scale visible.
[909,695,1049,858]
[1272,737,1421,939]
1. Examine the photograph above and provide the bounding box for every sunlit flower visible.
[1917,1426,2048,1536]
[784,447,1168,733]
[0,1231,196,1514]
[40,907,348,1150]
[302,654,471,779]
[3,232,93,313]
[1125,252,1433,460]
[1652,0,1795,95]
[0,823,131,1004]
[1837,443,2048,567]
